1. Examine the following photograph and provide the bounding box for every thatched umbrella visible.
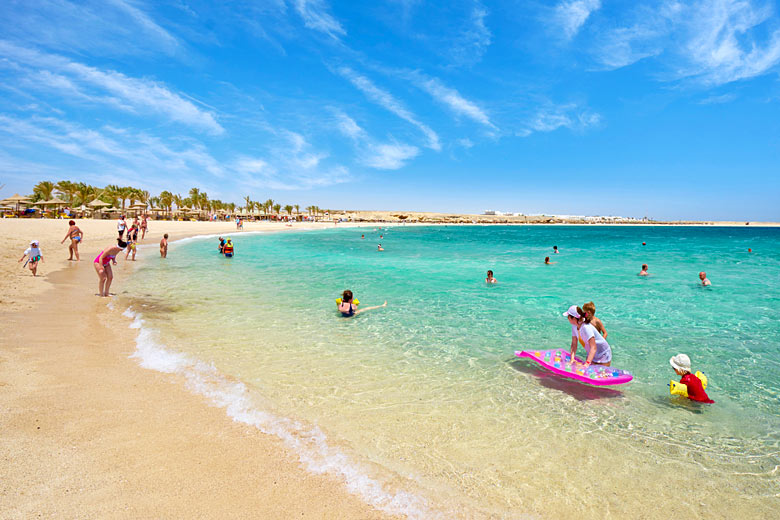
[1,193,32,213]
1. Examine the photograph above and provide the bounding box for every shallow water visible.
[121,226,780,518]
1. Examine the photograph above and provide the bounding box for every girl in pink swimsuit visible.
[93,240,127,297]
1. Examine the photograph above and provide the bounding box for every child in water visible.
[581,301,607,339]
[544,256,556,264]
[670,354,714,403]
[639,264,649,276]
[337,290,387,317]
[485,270,497,283]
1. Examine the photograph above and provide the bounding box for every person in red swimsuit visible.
[670,353,714,403]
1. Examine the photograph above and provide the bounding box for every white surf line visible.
[121,306,440,520]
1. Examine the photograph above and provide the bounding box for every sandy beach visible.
[1,218,397,519]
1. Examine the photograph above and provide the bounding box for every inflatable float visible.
[515,348,633,386]
[669,371,708,398]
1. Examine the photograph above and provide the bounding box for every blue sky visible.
[0,0,779,220]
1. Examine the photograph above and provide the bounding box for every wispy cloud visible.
[233,131,349,189]
[336,66,441,150]
[0,0,180,57]
[449,3,492,66]
[518,104,601,136]
[293,0,346,40]
[591,0,780,86]
[698,93,737,104]
[334,111,420,169]
[554,0,601,40]
[0,42,223,134]
[411,74,496,131]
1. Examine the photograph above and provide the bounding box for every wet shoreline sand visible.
[0,219,399,519]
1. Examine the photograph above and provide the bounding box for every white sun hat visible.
[669,353,692,372]
[562,305,580,318]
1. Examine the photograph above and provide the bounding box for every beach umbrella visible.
[1,193,31,212]
[88,199,111,207]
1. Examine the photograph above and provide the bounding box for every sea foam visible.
[121,307,437,519]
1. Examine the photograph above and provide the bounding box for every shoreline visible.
[0,219,401,519]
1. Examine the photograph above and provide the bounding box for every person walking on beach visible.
[61,220,84,261]
[140,215,149,240]
[160,234,168,258]
[639,264,649,276]
[564,305,612,367]
[18,240,43,276]
[117,215,127,239]
[125,223,139,261]
[699,272,711,286]
[93,239,126,297]
[486,270,497,284]
[337,290,387,317]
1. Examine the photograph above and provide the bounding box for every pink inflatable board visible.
[515,348,633,386]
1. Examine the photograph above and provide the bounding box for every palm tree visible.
[159,191,173,217]
[284,204,293,217]
[273,203,281,215]
[243,195,252,215]
[294,204,300,217]
[189,187,201,210]
[54,180,77,203]
[228,202,235,214]
[200,192,208,213]
[172,193,183,213]
[33,181,55,202]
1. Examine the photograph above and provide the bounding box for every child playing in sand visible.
[639,264,649,276]
[486,270,497,283]
[18,240,43,276]
[337,290,387,318]
[160,234,168,258]
[670,354,714,403]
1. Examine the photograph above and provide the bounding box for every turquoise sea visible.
[121,225,780,519]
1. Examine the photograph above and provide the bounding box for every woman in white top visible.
[117,215,127,239]
[563,305,612,367]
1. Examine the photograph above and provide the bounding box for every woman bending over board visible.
[563,305,612,367]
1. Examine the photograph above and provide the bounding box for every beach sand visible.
[0,218,397,519]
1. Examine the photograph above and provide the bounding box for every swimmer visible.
[553,245,559,254]
[699,271,711,286]
[581,301,607,339]
[337,290,387,317]
[93,239,126,296]
[377,244,384,251]
[544,256,556,265]
[486,270,497,284]
[18,240,43,276]
[639,264,649,276]
[564,305,612,367]
[160,234,168,258]
[380,234,383,239]
[61,220,84,261]
[218,237,226,254]
[361,234,365,239]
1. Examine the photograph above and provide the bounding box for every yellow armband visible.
[669,371,708,397]
[336,298,359,305]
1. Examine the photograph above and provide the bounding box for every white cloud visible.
[334,111,420,170]
[554,0,601,40]
[698,93,737,104]
[0,42,223,135]
[293,0,346,39]
[449,3,492,66]
[337,66,441,150]
[412,75,496,130]
[107,0,179,52]
[363,142,420,169]
[591,0,780,86]
[519,104,601,135]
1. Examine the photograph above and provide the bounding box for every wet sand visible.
[0,219,397,519]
